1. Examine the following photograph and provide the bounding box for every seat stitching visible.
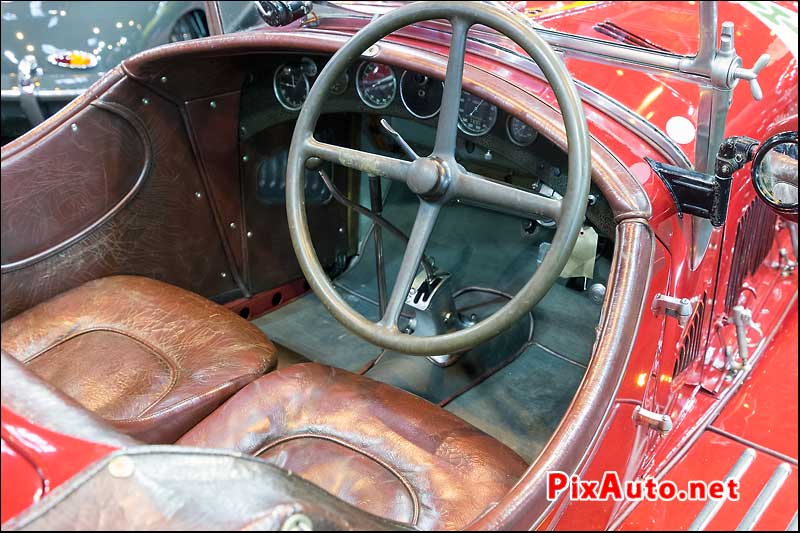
[19,326,179,417]
[109,374,260,424]
[254,433,421,526]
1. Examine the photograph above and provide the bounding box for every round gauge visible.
[300,56,318,78]
[273,63,309,111]
[506,116,539,147]
[400,71,443,119]
[330,71,349,96]
[356,62,397,109]
[458,91,498,136]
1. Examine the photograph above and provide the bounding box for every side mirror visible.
[752,131,798,221]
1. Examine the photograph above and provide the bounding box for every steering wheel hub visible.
[407,157,448,198]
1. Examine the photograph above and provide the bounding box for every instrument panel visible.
[268,56,541,147]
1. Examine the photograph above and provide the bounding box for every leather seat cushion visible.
[1,276,277,444]
[177,363,528,530]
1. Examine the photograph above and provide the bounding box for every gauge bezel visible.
[506,115,538,147]
[457,92,498,137]
[273,63,310,111]
[330,70,350,96]
[399,70,443,120]
[356,61,397,110]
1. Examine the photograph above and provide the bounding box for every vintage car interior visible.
[1,1,797,531]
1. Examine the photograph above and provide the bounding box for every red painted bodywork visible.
[620,310,798,530]
[0,407,117,524]
[1,1,797,528]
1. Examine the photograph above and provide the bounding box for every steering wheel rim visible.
[286,1,591,356]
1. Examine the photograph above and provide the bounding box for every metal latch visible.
[652,294,693,327]
[726,305,762,371]
[633,406,673,435]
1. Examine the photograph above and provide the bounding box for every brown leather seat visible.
[178,362,528,530]
[1,276,276,444]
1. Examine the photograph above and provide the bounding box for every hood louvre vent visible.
[673,295,706,378]
[725,200,777,314]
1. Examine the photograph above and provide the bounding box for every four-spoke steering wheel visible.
[286,1,591,355]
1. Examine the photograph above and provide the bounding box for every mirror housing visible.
[751,131,798,222]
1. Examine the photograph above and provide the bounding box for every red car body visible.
[1,1,797,529]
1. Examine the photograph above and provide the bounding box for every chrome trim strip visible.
[688,448,756,531]
[736,463,793,531]
[707,426,798,466]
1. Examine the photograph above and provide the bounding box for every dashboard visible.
[239,53,614,240]
[271,56,539,147]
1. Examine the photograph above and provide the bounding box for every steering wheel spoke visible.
[455,169,562,221]
[432,18,471,157]
[304,137,411,183]
[379,200,441,328]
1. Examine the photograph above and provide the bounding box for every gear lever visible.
[379,118,419,161]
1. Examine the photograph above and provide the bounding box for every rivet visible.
[242,155,249,162]
[108,456,135,478]
[160,76,167,83]
[246,231,253,238]
[141,97,149,105]
[220,272,228,279]
[209,100,217,109]
[229,222,237,230]
[194,191,202,199]
[70,123,78,132]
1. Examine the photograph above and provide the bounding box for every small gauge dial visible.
[457,91,498,137]
[506,116,539,147]
[330,71,349,96]
[273,63,309,111]
[300,56,318,78]
[400,71,443,119]
[356,62,397,109]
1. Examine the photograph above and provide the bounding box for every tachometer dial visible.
[356,62,397,109]
[457,91,498,137]
[273,63,309,111]
[400,71,443,119]
[506,116,538,147]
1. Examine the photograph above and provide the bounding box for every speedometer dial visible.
[400,71,443,119]
[458,91,498,137]
[356,62,397,109]
[506,116,539,147]
[273,63,309,111]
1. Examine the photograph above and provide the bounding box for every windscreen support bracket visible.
[646,135,758,227]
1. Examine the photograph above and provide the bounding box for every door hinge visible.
[652,293,693,327]
[633,406,673,435]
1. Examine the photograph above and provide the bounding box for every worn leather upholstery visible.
[178,363,529,530]
[1,276,276,444]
